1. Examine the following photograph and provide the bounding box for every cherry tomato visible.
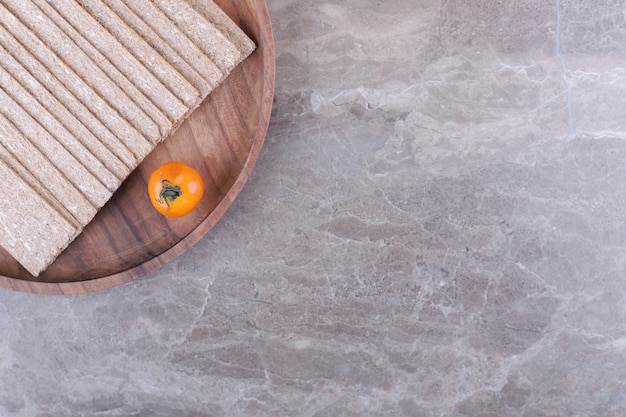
[148,161,204,218]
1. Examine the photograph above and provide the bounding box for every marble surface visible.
[1,0,626,415]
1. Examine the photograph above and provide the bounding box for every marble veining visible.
[555,0,576,141]
[1,0,626,416]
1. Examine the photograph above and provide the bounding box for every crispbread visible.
[2,0,161,142]
[31,0,175,140]
[100,0,223,95]
[187,0,256,59]
[0,139,80,229]
[0,41,132,179]
[0,87,111,209]
[0,113,97,226]
[123,0,228,81]
[76,0,201,109]
[0,157,78,277]
[44,0,193,124]
[0,5,154,161]
[153,0,241,73]
[0,64,121,191]
[0,0,257,276]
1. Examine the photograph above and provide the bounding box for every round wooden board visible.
[0,0,275,294]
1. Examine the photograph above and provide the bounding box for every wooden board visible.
[0,0,275,294]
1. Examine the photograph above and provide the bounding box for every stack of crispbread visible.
[0,0,255,276]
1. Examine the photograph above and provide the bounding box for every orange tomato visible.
[148,161,204,218]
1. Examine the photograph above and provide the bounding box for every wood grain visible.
[0,0,275,294]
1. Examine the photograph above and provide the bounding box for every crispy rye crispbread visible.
[0,0,255,276]
[0,157,78,277]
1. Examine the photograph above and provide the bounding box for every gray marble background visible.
[2,0,626,416]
